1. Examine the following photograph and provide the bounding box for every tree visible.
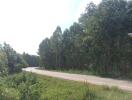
[61,23,85,69]
[39,0,132,77]
[23,53,39,67]
[0,45,8,76]
[39,38,54,69]
[79,0,132,76]
[50,26,62,69]
[3,43,28,73]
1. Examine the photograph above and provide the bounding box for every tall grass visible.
[0,72,132,100]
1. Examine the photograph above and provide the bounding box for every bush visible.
[0,85,19,100]
[0,73,42,100]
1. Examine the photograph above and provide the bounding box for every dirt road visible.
[22,67,132,92]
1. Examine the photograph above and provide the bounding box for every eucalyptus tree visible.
[50,26,62,69]
[79,0,132,76]
[39,0,132,77]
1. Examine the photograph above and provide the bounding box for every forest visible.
[0,0,132,99]
[39,0,132,78]
[0,43,39,76]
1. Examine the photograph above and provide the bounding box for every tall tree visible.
[79,0,132,75]
[23,53,39,67]
[39,0,132,77]
[50,26,62,69]
[39,38,55,69]
[62,23,85,69]
[0,45,8,76]
[3,43,28,73]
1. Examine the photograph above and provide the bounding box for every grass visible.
[34,73,132,100]
[1,72,132,100]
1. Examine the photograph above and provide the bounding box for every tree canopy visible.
[39,0,132,77]
[0,43,28,75]
[23,53,39,67]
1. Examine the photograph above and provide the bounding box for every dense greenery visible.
[1,0,132,99]
[0,73,40,100]
[0,42,40,75]
[0,72,132,100]
[23,53,39,67]
[0,43,28,75]
[39,0,132,77]
[0,45,8,76]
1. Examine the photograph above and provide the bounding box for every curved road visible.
[22,67,132,92]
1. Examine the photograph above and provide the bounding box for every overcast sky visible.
[0,0,101,55]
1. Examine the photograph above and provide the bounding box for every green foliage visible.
[23,53,39,67]
[39,26,63,69]
[1,73,132,100]
[39,0,132,78]
[0,47,8,77]
[0,86,19,100]
[4,73,42,100]
[79,0,132,76]
[38,38,54,68]
[0,42,30,77]
[3,43,28,74]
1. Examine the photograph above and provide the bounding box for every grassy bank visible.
[0,72,132,100]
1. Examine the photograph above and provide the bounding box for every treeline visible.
[23,53,39,67]
[39,0,132,77]
[0,43,39,76]
[0,43,28,75]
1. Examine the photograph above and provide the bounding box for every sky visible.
[0,0,101,55]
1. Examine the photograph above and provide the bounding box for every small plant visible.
[83,88,96,100]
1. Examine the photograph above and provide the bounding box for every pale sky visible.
[0,0,101,55]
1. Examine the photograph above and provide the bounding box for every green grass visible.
[1,72,132,100]
[34,73,132,100]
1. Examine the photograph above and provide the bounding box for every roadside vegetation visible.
[22,53,39,67]
[0,43,39,76]
[39,0,132,78]
[0,0,132,99]
[0,72,132,100]
[0,43,28,75]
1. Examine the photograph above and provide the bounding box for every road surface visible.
[22,67,132,92]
